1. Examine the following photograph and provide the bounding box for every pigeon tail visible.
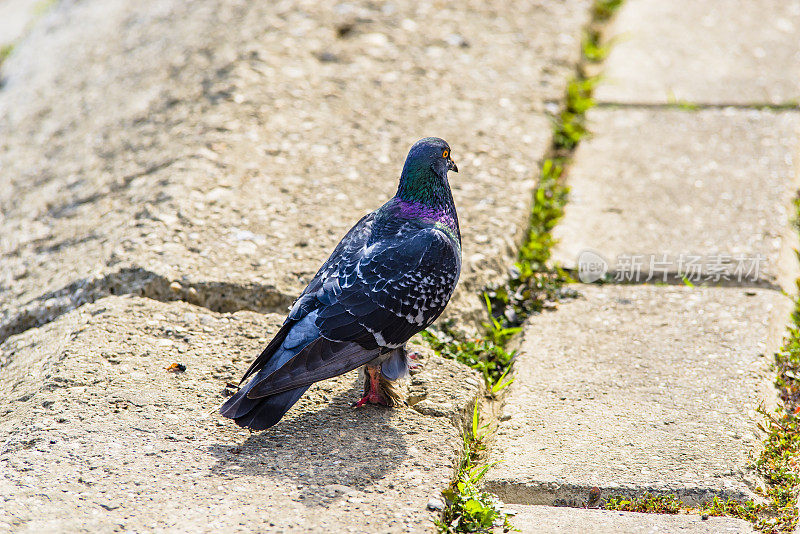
[220,383,310,430]
[219,312,321,429]
[219,311,380,429]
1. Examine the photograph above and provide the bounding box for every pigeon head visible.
[396,137,458,206]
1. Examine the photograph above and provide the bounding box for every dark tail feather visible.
[220,384,310,430]
[247,339,379,398]
[238,320,295,384]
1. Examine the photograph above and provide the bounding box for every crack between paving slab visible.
[0,266,295,345]
[484,480,756,510]
[560,268,782,291]
[595,101,800,112]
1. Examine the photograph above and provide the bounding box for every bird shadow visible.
[206,375,410,506]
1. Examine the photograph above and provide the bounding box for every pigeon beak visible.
[447,158,458,173]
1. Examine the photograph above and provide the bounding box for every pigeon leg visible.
[407,350,422,370]
[355,365,388,407]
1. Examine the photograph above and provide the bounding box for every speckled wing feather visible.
[312,216,461,348]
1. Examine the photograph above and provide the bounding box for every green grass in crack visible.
[747,195,800,533]
[429,2,620,531]
[421,322,515,388]
[752,288,800,532]
[604,493,761,524]
[604,493,683,514]
[484,158,578,335]
[436,403,516,533]
[700,497,761,524]
[582,29,609,62]
[553,77,598,151]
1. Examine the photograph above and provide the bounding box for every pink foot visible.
[354,390,386,407]
[408,351,422,370]
[353,366,388,407]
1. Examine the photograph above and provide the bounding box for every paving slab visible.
[0,0,42,47]
[0,0,592,342]
[0,295,479,533]
[507,505,754,534]
[485,284,785,507]
[551,108,800,286]
[594,0,800,105]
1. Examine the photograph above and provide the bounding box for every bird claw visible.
[352,392,388,408]
[354,365,390,407]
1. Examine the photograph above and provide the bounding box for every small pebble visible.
[701,513,709,520]
[316,51,339,63]
[169,281,182,293]
[426,497,444,511]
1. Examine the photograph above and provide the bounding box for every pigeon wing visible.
[315,222,461,348]
[237,212,376,384]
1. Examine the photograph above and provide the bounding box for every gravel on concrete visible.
[594,0,800,105]
[551,108,800,287]
[485,284,786,507]
[507,505,755,534]
[0,0,592,342]
[0,296,479,533]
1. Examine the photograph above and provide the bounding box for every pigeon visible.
[220,137,461,430]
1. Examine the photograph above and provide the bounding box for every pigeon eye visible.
[442,149,449,158]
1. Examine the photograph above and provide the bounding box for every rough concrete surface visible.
[508,505,754,534]
[0,296,480,532]
[485,285,784,507]
[0,0,41,46]
[551,108,800,285]
[594,0,800,105]
[0,0,591,343]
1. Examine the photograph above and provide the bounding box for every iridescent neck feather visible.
[393,166,460,243]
